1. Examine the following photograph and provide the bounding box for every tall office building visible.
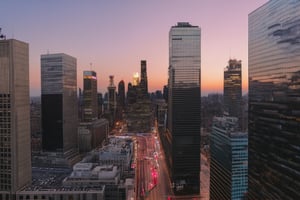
[210,117,248,200]
[107,75,117,120]
[118,80,125,108]
[140,60,148,98]
[117,80,125,120]
[41,53,78,152]
[0,39,31,198]
[224,59,242,122]
[168,22,201,195]
[97,93,103,118]
[83,71,98,122]
[249,1,300,199]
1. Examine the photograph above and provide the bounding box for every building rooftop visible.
[173,22,198,28]
[21,167,102,192]
[213,116,247,138]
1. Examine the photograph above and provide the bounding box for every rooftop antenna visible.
[0,28,7,40]
[90,62,93,70]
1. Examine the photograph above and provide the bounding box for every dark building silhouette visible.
[97,93,103,118]
[117,80,126,120]
[30,98,42,152]
[103,92,109,114]
[140,60,148,98]
[125,61,152,132]
[118,80,126,108]
[41,53,78,152]
[167,22,201,195]
[107,76,117,127]
[248,1,300,199]
[78,88,83,120]
[224,59,242,125]
[163,85,168,102]
[127,82,137,105]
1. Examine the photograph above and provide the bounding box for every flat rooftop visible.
[21,167,104,193]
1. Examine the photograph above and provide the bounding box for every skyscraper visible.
[140,60,148,98]
[168,22,201,195]
[117,80,125,120]
[107,75,117,120]
[210,117,248,200]
[41,53,78,152]
[224,59,242,123]
[83,71,98,122]
[248,1,300,199]
[0,39,31,198]
[118,80,125,109]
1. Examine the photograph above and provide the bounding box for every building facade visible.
[210,117,248,200]
[168,22,201,195]
[248,0,300,199]
[0,39,31,198]
[224,59,242,123]
[107,75,117,122]
[118,80,125,109]
[117,80,125,120]
[139,60,148,98]
[78,118,109,152]
[41,53,78,152]
[83,71,98,122]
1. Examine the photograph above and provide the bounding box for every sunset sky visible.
[1,0,268,96]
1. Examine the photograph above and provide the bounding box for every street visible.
[134,130,173,200]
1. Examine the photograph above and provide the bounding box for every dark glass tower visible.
[118,80,125,108]
[248,0,300,199]
[83,71,98,122]
[117,80,126,119]
[168,22,201,195]
[140,60,148,98]
[224,59,242,124]
[41,53,78,152]
[127,82,137,105]
[107,75,116,120]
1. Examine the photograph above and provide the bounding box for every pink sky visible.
[0,0,268,96]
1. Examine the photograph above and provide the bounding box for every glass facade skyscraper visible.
[249,0,300,199]
[210,117,248,200]
[168,22,201,195]
[107,75,117,120]
[41,53,78,152]
[140,60,148,98]
[83,71,98,122]
[224,59,242,124]
[0,39,31,199]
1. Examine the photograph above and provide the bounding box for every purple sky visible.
[0,0,268,96]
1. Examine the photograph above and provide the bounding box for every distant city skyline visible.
[0,0,268,96]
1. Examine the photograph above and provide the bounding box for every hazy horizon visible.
[1,0,268,96]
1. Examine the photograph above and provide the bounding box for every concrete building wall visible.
[0,39,31,196]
